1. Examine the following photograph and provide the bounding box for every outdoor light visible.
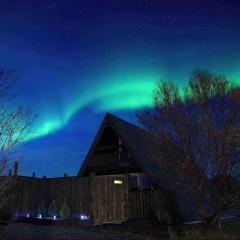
[80,214,89,220]
[26,213,30,218]
[114,179,122,184]
[53,215,56,220]
[39,214,42,219]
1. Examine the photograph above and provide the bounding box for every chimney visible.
[8,169,12,176]
[32,172,36,178]
[43,175,47,179]
[13,161,18,176]
[64,173,68,178]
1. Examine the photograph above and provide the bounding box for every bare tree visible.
[137,70,240,226]
[0,68,34,216]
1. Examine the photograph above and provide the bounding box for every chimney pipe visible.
[64,173,68,178]
[32,172,36,178]
[8,169,12,176]
[13,161,18,176]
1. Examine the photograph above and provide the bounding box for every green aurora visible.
[26,66,240,142]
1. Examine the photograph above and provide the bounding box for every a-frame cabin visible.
[79,112,160,189]
[78,113,171,225]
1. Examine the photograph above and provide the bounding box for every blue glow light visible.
[80,214,89,220]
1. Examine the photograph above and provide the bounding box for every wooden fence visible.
[8,174,170,225]
[12,176,90,219]
[128,190,170,222]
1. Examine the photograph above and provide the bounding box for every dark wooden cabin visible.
[78,113,172,225]
[81,113,167,179]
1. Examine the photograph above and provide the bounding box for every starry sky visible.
[0,0,239,177]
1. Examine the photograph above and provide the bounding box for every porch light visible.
[114,180,122,184]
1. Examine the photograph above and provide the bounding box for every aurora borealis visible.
[0,0,240,176]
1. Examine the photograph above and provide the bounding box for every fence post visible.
[124,173,129,221]
[89,172,95,226]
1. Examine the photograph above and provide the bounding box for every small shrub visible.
[37,201,47,218]
[48,200,58,218]
[60,200,70,219]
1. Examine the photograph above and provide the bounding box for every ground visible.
[1,220,240,240]
[0,223,158,240]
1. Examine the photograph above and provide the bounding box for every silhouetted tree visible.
[137,70,240,226]
[0,67,34,216]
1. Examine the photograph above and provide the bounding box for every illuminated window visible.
[114,179,122,184]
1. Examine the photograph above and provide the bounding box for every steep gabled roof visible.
[78,113,201,222]
[78,113,160,177]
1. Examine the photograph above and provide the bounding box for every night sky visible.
[0,0,239,177]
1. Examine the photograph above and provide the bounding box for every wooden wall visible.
[8,174,170,225]
[128,190,170,223]
[12,176,90,219]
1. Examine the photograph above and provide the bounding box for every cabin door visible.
[92,175,128,225]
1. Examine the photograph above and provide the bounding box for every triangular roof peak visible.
[105,112,146,132]
[78,112,158,177]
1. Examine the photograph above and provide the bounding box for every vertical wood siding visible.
[91,174,128,225]
[128,190,170,222]
[9,175,170,225]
